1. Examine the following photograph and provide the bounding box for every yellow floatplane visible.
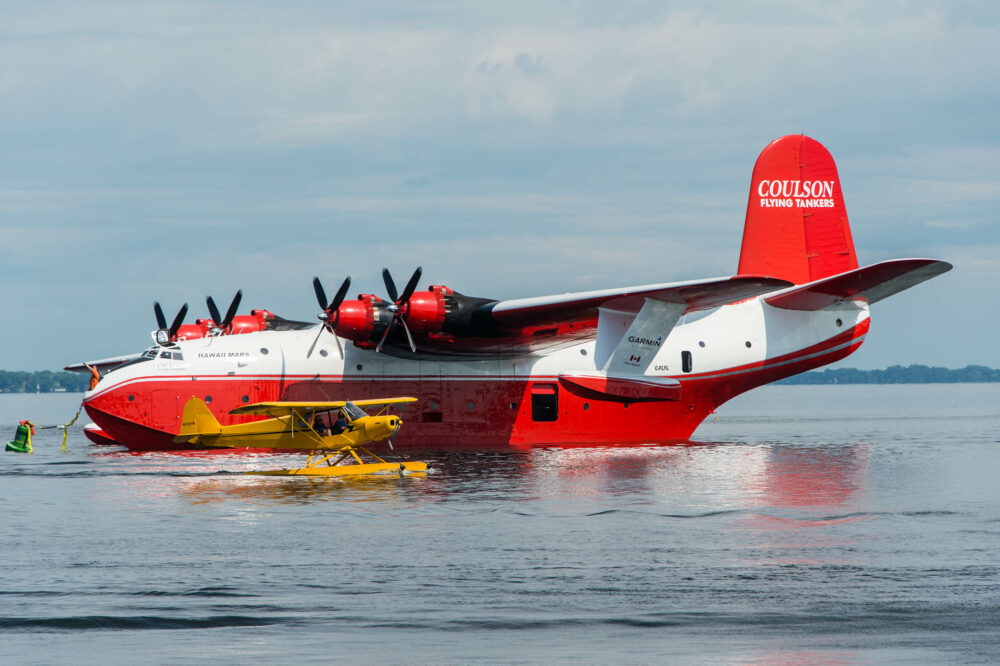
[173,396,427,477]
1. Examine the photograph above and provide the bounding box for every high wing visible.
[230,397,418,418]
[489,275,792,324]
[385,275,792,356]
[64,353,141,373]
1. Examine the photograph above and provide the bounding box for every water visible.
[1,385,999,664]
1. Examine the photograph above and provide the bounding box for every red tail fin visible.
[737,135,858,284]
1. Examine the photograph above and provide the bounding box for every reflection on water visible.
[182,474,432,506]
[151,439,872,521]
[2,385,1000,664]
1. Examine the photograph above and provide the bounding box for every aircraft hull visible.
[82,317,867,451]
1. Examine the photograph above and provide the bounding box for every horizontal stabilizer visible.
[764,259,952,311]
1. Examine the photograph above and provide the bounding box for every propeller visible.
[153,301,189,344]
[377,266,422,353]
[308,275,351,358]
[206,290,243,332]
[387,415,402,451]
[154,302,168,331]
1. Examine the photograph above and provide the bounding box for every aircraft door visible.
[151,389,179,430]
[530,384,559,422]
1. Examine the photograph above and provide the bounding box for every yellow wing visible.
[229,397,417,418]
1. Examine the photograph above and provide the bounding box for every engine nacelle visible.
[332,294,382,343]
[173,319,215,341]
[400,286,449,334]
[229,309,274,335]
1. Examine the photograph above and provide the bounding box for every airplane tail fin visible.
[738,135,858,285]
[174,397,222,444]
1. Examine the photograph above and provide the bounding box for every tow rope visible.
[6,403,84,454]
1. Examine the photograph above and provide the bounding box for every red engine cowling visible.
[326,286,459,348]
[332,294,381,343]
[399,285,449,334]
[173,319,215,341]
[229,309,274,335]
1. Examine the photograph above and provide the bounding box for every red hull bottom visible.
[83,330,863,452]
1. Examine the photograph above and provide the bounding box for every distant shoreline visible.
[0,370,90,393]
[2,364,998,393]
[776,365,1000,385]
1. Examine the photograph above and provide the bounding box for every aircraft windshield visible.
[105,349,156,375]
[343,402,367,421]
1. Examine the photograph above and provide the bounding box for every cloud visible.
[1,1,999,369]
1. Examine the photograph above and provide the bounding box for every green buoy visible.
[6,421,34,453]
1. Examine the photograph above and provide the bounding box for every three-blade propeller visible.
[309,276,351,358]
[378,266,422,353]
[153,301,189,345]
[206,290,243,333]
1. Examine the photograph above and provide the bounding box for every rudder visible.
[737,135,858,284]
[175,396,222,444]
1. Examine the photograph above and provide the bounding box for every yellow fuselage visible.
[191,414,400,450]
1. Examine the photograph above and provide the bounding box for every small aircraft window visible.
[836,318,843,327]
[343,402,367,420]
[745,341,752,348]
[319,349,328,357]
[241,395,249,403]
[260,347,269,355]
[682,351,693,373]
[205,395,212,403]
[142,348,158,359]
[698,341,706,348]
[530,384,558,422]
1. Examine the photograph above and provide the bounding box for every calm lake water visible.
[1,385,999,664]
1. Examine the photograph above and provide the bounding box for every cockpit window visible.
[158,350,184,361]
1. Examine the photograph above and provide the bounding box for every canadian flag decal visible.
[629,354,641,363]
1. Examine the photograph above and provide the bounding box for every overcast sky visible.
[2,1,998,371]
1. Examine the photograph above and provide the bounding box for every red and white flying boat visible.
[69,135,951,450]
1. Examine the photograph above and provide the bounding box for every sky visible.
[1,0,998,371]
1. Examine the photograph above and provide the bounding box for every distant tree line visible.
[779,364,1000,385]
[2,365,998,392]
[0,371,89,393]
